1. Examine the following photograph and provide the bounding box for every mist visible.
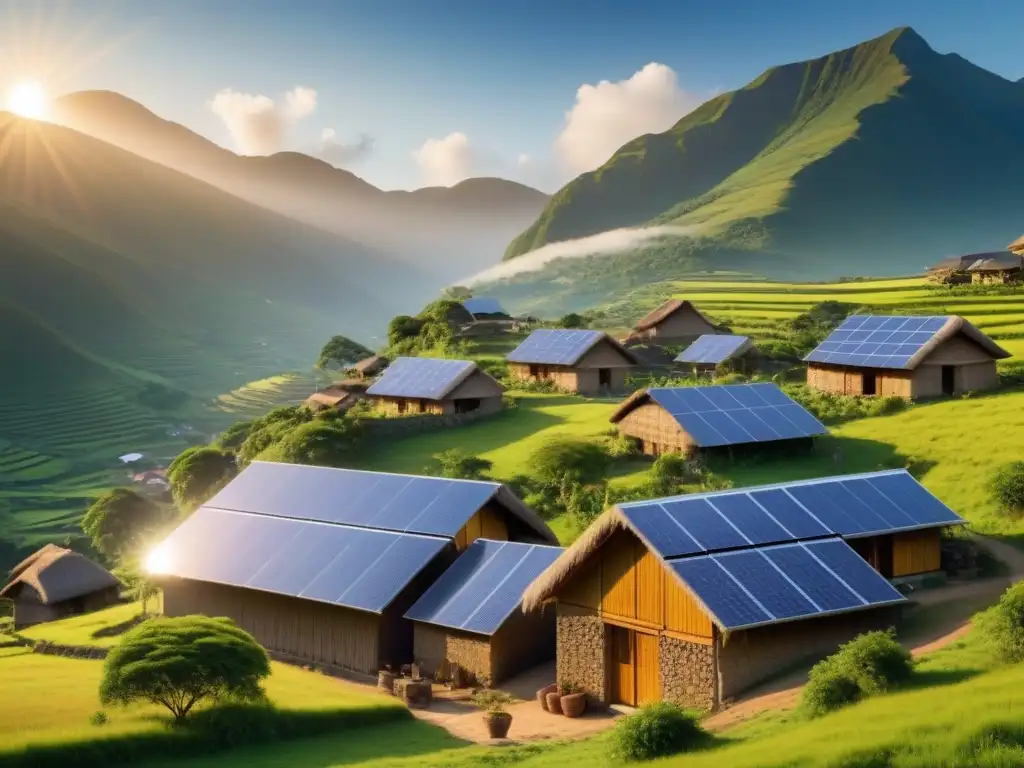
[461,224,704,286]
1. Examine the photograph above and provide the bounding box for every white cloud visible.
[413,132,475,186]
[556,63,702,175]
[209,85,318,155]
[318,127,374,167]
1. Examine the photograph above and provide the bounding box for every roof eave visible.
[609,388,650,423]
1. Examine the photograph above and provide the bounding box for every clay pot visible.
[484,711,512,739]
[537,683,557,711]
[561,692,586,718]
[545,691,563,715]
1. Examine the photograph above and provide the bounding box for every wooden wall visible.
[893,529,942,577]
[454,505,509,550]
[642,309,715,341]
[807,363,912,397]
[615,402,694,456]
[507,362,581,392]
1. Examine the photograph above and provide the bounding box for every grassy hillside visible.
[499,26,1024,300]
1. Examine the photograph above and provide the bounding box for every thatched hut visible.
[804,315,1009,398]
[506,329,640,395]
[366,357,505,416]
[1,545,121,629]
[1009,235,1024,256]
[520,470,962,710]
[405,539,562,686]
[303,385,364,413]
[626,300,717,345]
[351,355,388,380]
[151,461,556,677]
[967,252,1024,284]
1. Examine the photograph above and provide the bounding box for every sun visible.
[8,80,48,119]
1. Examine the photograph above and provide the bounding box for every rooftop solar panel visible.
[463,297,505,316]
[676,335,751,364]
[506,329,603,366]
[645,383,827,448]
[668,538,905,631]
[366,357,476,400]
[205,462,500,538]
[618,469,965,557]
[405,539,563,636]
[149,507,449,614]
[804,315,950,370]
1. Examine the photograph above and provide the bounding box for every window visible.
[529,364,540,377]
[397,400,407,414]
[862,372,877,396]
[455,398,481,414]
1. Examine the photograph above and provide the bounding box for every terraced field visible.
[216,371,329,418]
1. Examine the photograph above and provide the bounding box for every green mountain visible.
[502,27,1024,285]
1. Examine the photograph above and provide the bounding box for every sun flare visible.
[8,80,48,119]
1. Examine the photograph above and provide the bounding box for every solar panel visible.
[618,469,965,556]
[804,315,950,370]
[404,540,563,636]
[365,357,476,400]
[676,335,751,364]
[149,507,449,613]
[668,538,906,630]
[463,297,505,316]
[206,462,500,538]
[506,329,603,366]
[645,383,827,448]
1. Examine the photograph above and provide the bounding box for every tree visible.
[529,438,611,486]
[167,446,237,510]
[433,449,493,480]
[81,489,176,563]
[316,335,373,370]
[236,406,312,466]
[559,312,585,329]
[272,420,361,468]
[388,315,424,346]
[112,565,160,616]
[216,420,255,452]
[443,286,473,301]
[100,616,270,723]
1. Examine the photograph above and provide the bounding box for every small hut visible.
[967,252,1024,284]
[521,469,962,710]
[303,385,364,413]
[406,539,562,686]
[626,300,718,345]
[506,329,640,395]
[804,315,1010,398]
[1009,235,1024,256]
[675,334,758,376]
[610,383,826,458]
[366,357,505,416]
[351,355,388,380]
[926,254,976,284]
[151,461,557,676]
[1,545,121,629]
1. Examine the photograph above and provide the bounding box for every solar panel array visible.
[405,539,563,635]
[150,507,449,614]
[645,383,827,448]
[506,329,603,366]
[366,357,476,400]
[206,462,500,538]
[804,315,949,370]
[463,297,505,316]
[676,335,751,364]
[669,538,906,630]
[619,469,964,558]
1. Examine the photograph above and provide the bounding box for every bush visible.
[529,438,611,486]
[432,449,492,480]
[559,312,585,329]
[609,702,707,762]
[167,446,238,510]
[606,431,639,458]
[976,581,1024,662]
[989,462,1024,517]
[270,420,361,467]
[801,629,913,717]
[648,453,698,496]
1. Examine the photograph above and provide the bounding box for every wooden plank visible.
[664,571,714,638]
[635,630,661,705]
[610,625,635,706]
[480,506,509,540]
[601,531,637,618]
[634,544,665,626]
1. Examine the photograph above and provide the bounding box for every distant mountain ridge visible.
[51,91,548,280]
[500,27,1024,285]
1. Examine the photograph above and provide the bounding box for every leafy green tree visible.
[388,315,423,346]
[977,581,1024,662]
[558,312,585,329]
[236,406,312,466]
[272,420,361,468]
[112,565,160,616]
[100,616,270,723]
[81,489,176,563]
[167,447,237,509]
[316,335,373,370]
[216,420,254,452]
[433,449,493,480]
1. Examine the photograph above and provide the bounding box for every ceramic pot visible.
[545,691,563,715]
[484,711,512,739]
[561,692,586,718]
[537,683,557,711]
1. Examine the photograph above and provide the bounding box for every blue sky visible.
[2,0,1023,191]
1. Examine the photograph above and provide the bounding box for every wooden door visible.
[635,631,661,705]
[610,625,635,706]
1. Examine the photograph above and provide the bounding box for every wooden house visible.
[506,329,640,395]
[1009,235,1024,256]
[521,470,962,710]
[150,461,556,677]
[351,355,388,380]
[1,545,121,629]
[804,315,1010,398]
[626,300,718,345]
[366,357,505,416]
[675,334,758,376]
[967,252,1024,284]
[405,539,562,686]
[610,383,827,458]
[926,254,976,284]
[303,385,364,413]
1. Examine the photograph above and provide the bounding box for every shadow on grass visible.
[902,667,981,692]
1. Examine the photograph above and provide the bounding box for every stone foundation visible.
[556,604,607,708]
[659,635,717,711]
[414,624,493,686]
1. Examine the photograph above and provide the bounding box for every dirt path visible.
[703,535,1024,732]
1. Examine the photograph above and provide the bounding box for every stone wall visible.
[556,603,607,708]
[413,624,493,686]
[659,635,717,711]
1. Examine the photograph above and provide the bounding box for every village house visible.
[302,385,364,413]
[610,383,827,458]
[521,469,963,710]
[506,329,640,395]
[405,538,562,686]
[675,334,759,376]
[1,544,121,629]
[804,314,1010,398]
[1009,235,1024,256]
[150,461,557,677]
[366,357,505,416]
[967,252,1024,284]
[351,355,388,380]
[925,254,977,284]
[626,299,718,345]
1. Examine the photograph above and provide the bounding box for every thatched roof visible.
[1008,235,1024,254]
[303,385,360,410]
[634,299,714,332]
[0,546,120,605]
[966,252,1024,272]
[909,316,1010,367]
[928,254,978,272]
[353,355,387,375]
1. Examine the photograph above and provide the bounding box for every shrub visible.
[558,312,586,329]
[167,447,238,510]
[89,711,108,727]
[471,689,514,714]
[976,581,1024,662]
[529,438,610,486]
[989,462,1024,517]
[605,431,639,459]
[271,420,361,468]
[801,667,863,717]
[648,453,698,496]
[433,449,493,480]
[609,702,707,762]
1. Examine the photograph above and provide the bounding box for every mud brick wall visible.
[556,603,607,708]
[659,635,717,711]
